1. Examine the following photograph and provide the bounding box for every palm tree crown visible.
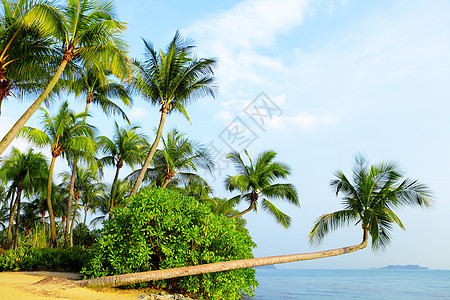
[309,155,434,250]
[142,129,214,189]
[225,150,299,228]
[97,122,147,211]
[129,31,216,196]
[19,101,97,247]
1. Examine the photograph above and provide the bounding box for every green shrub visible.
[82,188,258,300]
[72,224,97,247]
[0,246,90,271]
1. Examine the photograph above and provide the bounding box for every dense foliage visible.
[0,246,89,271]
[82,188,258,300]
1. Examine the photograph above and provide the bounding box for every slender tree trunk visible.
[65,162,77,245]
[83,206,88,226]
[65,98,90,244]
[230,200,256,219]
[109,164,121,213]
[7,188,21,248]
[41,211,46,234]
[0,59,70,156]
[161,177,170,189]
[130,107,169,196]
[47,156,57,248]
[80,229,369,288]
[9,188,16,214]
[231,193,257,219]
[13,196,21,249]
[69,195,79,248]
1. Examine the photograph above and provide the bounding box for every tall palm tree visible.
[0,0,129,156]
[97,122,147,212]
[59,165,104,246]
[19,101,96,247]
[129,31,216,196]
[134,129,213,189]
[309,155,434,250]
[64,66,131,245]
[80,155,434,288]
[0,147,48,248]
[224,150,299,228]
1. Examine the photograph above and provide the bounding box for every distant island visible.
[374,264,428,270]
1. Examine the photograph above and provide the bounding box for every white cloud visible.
[214,110,233,123]
[267,112,338,131]
[127,106,149,121]
[185,0,310,95]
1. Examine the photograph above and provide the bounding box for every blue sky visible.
[1,0,449,269]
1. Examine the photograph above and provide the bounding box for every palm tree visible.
[0,147,48,248]
[97,122,147,212]
[134,129,213,189]
[64,66,131,245]
[80,155,434,288]
[19,101,96,247]
[59,165,104,246]
[0,0,129,156]
[0,0,60,115]
[224,150,299,228]
[129,31,216,196]
[309,154,434,250]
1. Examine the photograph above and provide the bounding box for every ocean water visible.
[252,269,450,299]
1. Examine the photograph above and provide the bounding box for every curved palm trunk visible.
[0,58,70,156]
[230,193,257,219]
[230,200,256,219]
[47,156,57,248]
[80,229,369,288]
[69,194,80,248]
[7,187,21,248]
[130,106,169,196]
[65,162,77,245]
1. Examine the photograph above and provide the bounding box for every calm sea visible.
[251,269,450,299]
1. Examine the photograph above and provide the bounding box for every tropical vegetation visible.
[0,1,436,299]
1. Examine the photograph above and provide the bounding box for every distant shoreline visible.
[371,264,428,270]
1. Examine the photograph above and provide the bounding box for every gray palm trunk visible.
[80,229,369,288]
[130,104,169,196]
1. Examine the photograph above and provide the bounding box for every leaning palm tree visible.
[309,155,434,250]
[19,101,96,247]
[97,122,147,212]
[224,150,299,228]
[0,147,48,248]
[0,0,129,156]
[129,31,216,196]
[80,155,434,288]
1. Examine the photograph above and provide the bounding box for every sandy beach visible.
[0,271,144,299]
